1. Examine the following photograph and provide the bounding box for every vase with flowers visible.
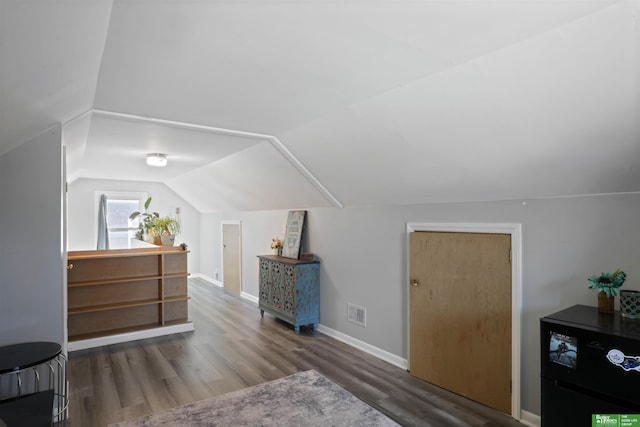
[588,268,627,313]
[271,237,283,256]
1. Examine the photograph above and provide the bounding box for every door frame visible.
[406,222,522,420]
[221,220,242,294]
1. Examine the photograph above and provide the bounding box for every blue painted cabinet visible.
[258,255,320,334]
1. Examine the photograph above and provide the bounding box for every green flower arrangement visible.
[588,269,627,297]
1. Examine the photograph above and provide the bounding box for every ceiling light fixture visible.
[146,153,168,167]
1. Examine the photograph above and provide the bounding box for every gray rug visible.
[109,370,400,426]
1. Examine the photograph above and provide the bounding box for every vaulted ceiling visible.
[1,0,639,212]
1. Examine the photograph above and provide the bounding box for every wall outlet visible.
[347,303,366,327]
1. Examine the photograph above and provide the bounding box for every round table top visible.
[0,342,62,374]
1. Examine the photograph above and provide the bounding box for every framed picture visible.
[281,210,306,259]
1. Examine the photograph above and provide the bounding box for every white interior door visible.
[222,222,241,295]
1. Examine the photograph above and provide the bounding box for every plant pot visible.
[161,234,175,246]
[620,290,640,319]
[598,291,615,314]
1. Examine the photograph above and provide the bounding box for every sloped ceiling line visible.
[267,137,344,209]
[77,109,344,209]
[90,109,270,138]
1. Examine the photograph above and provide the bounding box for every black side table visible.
[0,342,68,426]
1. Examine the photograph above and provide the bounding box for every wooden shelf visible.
[68,274,164,288]
[164,295,190,303]
[67,248,190,342]
[68,298,162,315]
[68,272,188,288]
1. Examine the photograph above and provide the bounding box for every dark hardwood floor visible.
[67,278,524,426]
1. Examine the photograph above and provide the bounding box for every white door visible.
[222,223,241,295]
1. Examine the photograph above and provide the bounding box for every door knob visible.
[411,279,419,287]
[67,264,74,270]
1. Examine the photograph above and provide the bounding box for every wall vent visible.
[347,303,366,327]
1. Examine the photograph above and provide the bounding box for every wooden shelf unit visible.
[67,247,190,342]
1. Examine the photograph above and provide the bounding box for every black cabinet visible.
[541,305,640,426]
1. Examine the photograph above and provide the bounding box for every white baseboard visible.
[519,410,541,426]
[191,273,222,287]
[316,324,408,370]
[241,292,259,305]
[68,323,195,351]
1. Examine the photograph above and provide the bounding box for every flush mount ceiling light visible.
[146,153,168,167]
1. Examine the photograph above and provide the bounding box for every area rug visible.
[109,370,399,426]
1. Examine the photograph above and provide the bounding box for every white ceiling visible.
[1,0,638,212]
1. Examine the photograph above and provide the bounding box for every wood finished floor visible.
[67,278,524,426]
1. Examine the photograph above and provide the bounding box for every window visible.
[95,191,147,249]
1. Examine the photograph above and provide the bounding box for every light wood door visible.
[409,231,512,414]
[222,223,241,295]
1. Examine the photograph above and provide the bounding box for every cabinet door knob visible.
[67,264,74,270]
[411,279,419,287]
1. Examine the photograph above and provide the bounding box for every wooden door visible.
[222,223,241,295]
[409,231,512,414]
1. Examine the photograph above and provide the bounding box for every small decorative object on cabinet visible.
[258,254,319,334]
[597,291,615,314]
[620,289,640,319]
[587,268,626,314]
[271,237,282,256]
[281,210,306,259]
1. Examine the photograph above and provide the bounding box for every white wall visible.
[0,125,64,346]
[205,192,640,417]
[67,178,201,273]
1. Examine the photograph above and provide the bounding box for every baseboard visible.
[68,323,195,351]
[316,324,408,370]
[191,273,222,287]
[241,292,259,305]
[519,410,541,427]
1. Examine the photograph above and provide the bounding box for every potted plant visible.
[588,269,627,313]
[153,216,181,246]
[129,197,160,243]
[271,237,282,256]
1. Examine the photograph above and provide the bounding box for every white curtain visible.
[97,194,110,250]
